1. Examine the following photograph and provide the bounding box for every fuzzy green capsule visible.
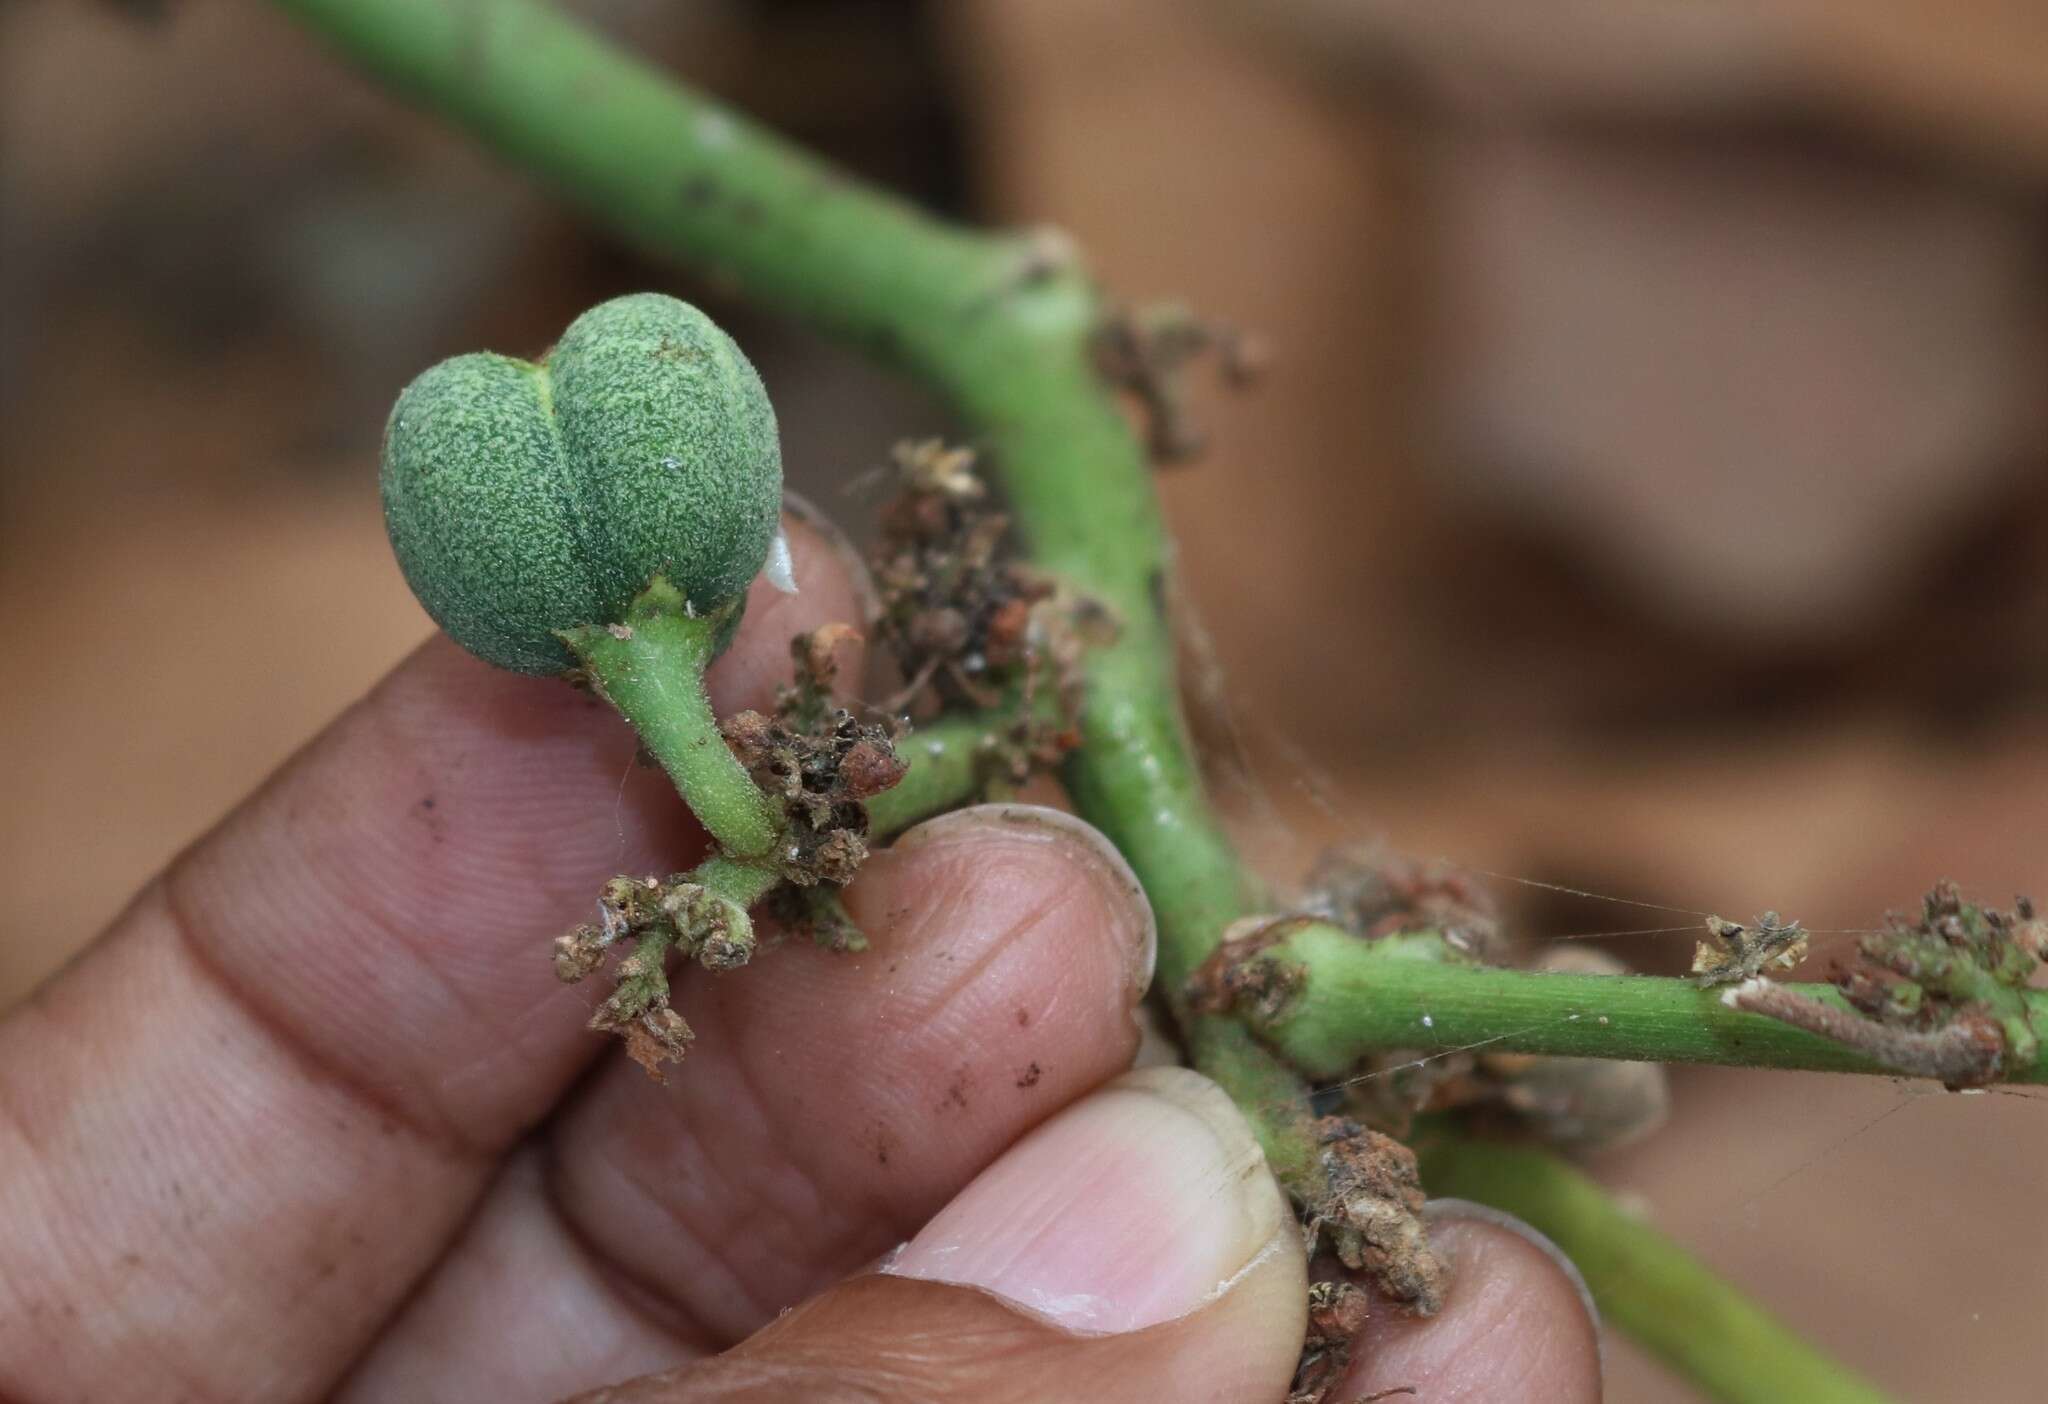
[381,292,783,674]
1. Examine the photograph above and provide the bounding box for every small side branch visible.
[1201,921,2048,1085]
[1720,981,2005,1088]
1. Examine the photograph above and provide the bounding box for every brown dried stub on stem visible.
[1691,910,1810,987]
[870,440,1094,785]
[1309,1116,1446,1315]
[1186,913,1314,1025]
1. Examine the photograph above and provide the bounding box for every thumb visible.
[568,1067,1308,1404]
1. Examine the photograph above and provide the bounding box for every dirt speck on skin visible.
[1014,1007,1031,1027]
[413,793,446,843]
[871,1124,895,1168]
[941,1067,971,1111]
[1015,1062,1042,1089]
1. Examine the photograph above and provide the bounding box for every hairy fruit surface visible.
[381,292,783,673]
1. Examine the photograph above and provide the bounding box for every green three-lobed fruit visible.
[380,292,783,674]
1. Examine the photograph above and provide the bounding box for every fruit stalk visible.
[560,580,780,860]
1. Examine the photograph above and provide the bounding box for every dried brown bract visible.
[1691,911,1809,987]
[558,874,759,1078]
[1308,1116,1445,1315]
[870,441,1095,783]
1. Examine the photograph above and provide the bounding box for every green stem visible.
[559,582,779,859]
[689,852,785,912]
[1241,924,2048,1083]
[1416,1135,1893,1404]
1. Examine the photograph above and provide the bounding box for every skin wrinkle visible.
[0,1010,52,1162]
[536,1144,723,1359]
[154,877,491,1168]
[904,882,1092,1038]
[166,698,568,1153]
[335,1151,693,1403]
[557,1018,820,1345]
[2,922,444,1404]
[624,1033,822,1337]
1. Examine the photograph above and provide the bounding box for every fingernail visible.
[885,1066,1286,1333]
[1427,1198,1602,1334]
[891,804,1157,995]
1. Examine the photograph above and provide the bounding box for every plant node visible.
[1299,848,1506,963]
[722,624,908,891]
[1187,914,1315,1023]
[553,867,770,1078]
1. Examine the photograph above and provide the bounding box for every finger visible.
[563,1067,1308,1404]
[0,517,865,1404]
[337,805,1156,1401]
[1339,1201,1603,1402]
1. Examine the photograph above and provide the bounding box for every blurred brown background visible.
[5,2,2045,1398]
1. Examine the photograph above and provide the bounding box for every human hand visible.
[0,517,1600,1402]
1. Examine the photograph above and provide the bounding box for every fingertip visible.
[863,804,1157,1001]
[885,1066,1295,1334]
[1341,1204,1604,1402]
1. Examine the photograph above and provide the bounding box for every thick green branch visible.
[1234,923,2048,1083]
[1417,1136,1893,1404]
[274,0,1027,378]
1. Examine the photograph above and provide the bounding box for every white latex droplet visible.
[764,528,799,595]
